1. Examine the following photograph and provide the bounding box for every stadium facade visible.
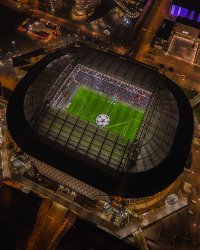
[6,45,193,201]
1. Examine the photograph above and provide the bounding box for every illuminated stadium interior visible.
[51,64,151,141]
[7,46,194,198]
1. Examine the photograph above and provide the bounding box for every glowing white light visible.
[96,114,110,127]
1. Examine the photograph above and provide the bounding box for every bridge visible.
[190,93,200,107]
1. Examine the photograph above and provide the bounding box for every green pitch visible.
[65,86,144,141]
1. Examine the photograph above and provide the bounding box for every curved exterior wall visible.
[6,46,194,198]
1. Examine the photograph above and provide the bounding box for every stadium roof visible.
[6,45,194,198]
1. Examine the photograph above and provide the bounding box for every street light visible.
[11,40,16,53]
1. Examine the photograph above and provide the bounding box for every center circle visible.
[96,114,110,127]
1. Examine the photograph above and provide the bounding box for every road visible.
[132,0,200,92]
[0,58,17,91]
[26,198,77,250]
[0,101,12,179]
[140,52,200,92]
[0,0,131,56]
[134,229,149,250]
[0,0,102,40]
[117,197,187,239]
[0,0,28,13]
[182,141,200,247]
[135,0,172,59]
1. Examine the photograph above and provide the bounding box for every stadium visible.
[6,45,193,200]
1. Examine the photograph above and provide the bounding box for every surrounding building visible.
[167,21,200,63]
[152,19,175,52]
[0,0,198,248]
[170,0,200,23]
[153,17,200,65]
[71,0,101,20]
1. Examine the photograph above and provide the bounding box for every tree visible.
[168,67,174,72]
[159,63,165,69]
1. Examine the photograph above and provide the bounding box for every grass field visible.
[65,86,144,141]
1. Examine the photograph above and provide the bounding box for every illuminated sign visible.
[170,5,200,22]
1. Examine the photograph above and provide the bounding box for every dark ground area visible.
[0,185,138,250]
[0,5,37,55]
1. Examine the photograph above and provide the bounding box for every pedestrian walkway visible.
[117,197,188,239]
[190,93,200,107]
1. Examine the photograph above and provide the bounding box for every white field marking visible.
[66,102,71,109]
[107,115,141,129]
[78,88,94,121]
[96,98,107,115]
[123,125,129,136]
[107,120,131,129]
[123,118,140,138]
[105,100,114,114]
[87,91,109,118]
[77,103,86,117]
[106,102,114,115]
[67,99,77,112]
[75,96,87,116]
[101,96,119,117]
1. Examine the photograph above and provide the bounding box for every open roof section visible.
[6,45,194,198]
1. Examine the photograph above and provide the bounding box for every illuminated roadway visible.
[135,0,171,60]
[133,0,200,92]
[0,0,130,56]
[26,198,77,250]
[0,0,105,40]
[0,101,12,180]
[141,53,200,92]
[1,1,199,249]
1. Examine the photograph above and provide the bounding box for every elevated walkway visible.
[134,229,149,250]
[190,93,200,107]
[116,197,188,239]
